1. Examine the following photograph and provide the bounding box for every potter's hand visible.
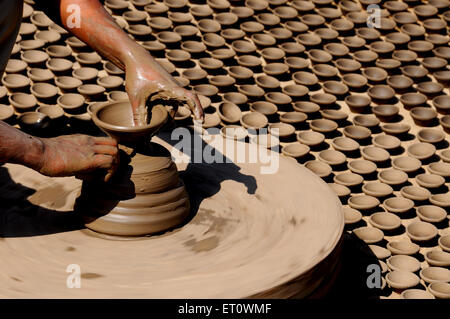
[126,60,204,125]
[37,135,119,182]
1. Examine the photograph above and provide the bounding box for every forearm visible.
[0,121,44,170]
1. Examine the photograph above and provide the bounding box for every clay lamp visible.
[372,105,400,122]
[410,107,438,126]
[297,131,325,147]
[292,71,319,87]
[72,67,99,83]
[387,255,421,273]
[362,67,388,83]
[182,68,208,83]
[54,76,82,94]
[368,85,395,102]
[230,6,253,19]
[167,12,193,24]
[355,27,381,41]
[105,0,129,12]
[408,40,434,55]
[416,173,445,189]
[348,159,378,176]
[279,112,307,127]
[353,226,383,243]
[417,82,444,96]
[310,119,338,134]
[402,186,432,204]
[322,81,349,97]
[77,84,106,102]
[425,34,449,46]
[194,84,219,98]
[75,52,102,66]
[36,104,65,124]
[342,74,368,89]
[253,75,278,91]
[165,50,191,65]
[213,12,238,27]
[18,111,51,135]
[361,146,390,163]
[284,21,309,33]
[21,50,49,67]
[441,115,450,133]
[269,123,296,140]
[232,40,257,54]
[393,12,418,25]
[281,84,309,99]
[343,125,371,141]
[385,32,411,46]
[407,142,436,160]
[416,129,444,148]
[400,92,427,108]
[199,34,224,50]
[297,33,322,47]
[260,47,285,62]
[197,19,221,34]
[362,182,393,198]
[342,36,366,49]
[97,76,124,90]
[56,93,86,114]
[407,221,438,242]
[173,25,199,39]
[222,92,247,106]
[387,239,420,256]
[268,28,293,42]
[434,70,450,84]
[399,63,427,78]
[19,39,45,51]
[340,0,362,13]
[235,55,261,71]
[199,113,220,129]
[334,172,364,188]
[439,234,450,253]
[285,57,309,70]
[387,75,414,92]
[370,41,396,57]
[293,102,320,116]
[276,43,302,57]
[414,4,439,18]
[440,149,450,163]
[334,59,362,73]
[329,183,351,199]
[433,47,450,60]
[272,5,298,20]
[45,45,72,59]
[318,149,346,167]
[180,41,206,56]
[147,17,172,31]
[210,48,236,61]
[220,125,248,141]
[227,66,253,82]
[19,22,37,39]
[422,57,447,71]
[416,205,446,223]
[311,64,338,79]
[122,10,147,24]
[45,58,73,76]
[391,155,420,174]
[0,104,15,123]
[240,21,264,34]
[34,30,61,44]
[141,41,167,56]
[244,0,269,11]
[428,162,450,178]
[423,18,447,31]
[2,74,30,92]
[156,31,182,46]
[392,50,418,65]
[316,7,342,20]
[218,102,241,124]
[420,267,450,286]
[330,18,354,34]
[384,196,415,214]
[381,122,411,136]
[298,14,325,28]
[353,50,379,64]
[250,33,276,48]
[30,83,58,103]
[305,160,332,179]
[331,136,359,153]
[104,61,124,76]
[207,0,230,11]
[310,93,337,108]
[189,5,213,18]
[307,49,332,64]
[249,133,281,149]
[209,75,236,89]
[107,91,128,103]
[314,28,339,41]
[240,112,268,130]
[378,169,408,186]
[265,92,292,108]
[369,212,401,231]
[425,250,450,267]
[221,29,245,41]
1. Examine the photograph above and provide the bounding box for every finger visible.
[187,92,205,123]
[93,144,119,157]
[129,93,148,125]
[92,154,114,170]
[93,136,117,146]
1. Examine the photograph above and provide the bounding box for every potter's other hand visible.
[37,135,119,182]
[125,60,204,125]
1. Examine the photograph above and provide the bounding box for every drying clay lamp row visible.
[75,100,190,237]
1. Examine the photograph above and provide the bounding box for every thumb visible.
[129,93,148,126]
[170,87,205,123]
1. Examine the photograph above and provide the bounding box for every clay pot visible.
[384,196,415,214]
[174,25,199,39]
[416,173,445,189]
[269,123,296,139]
[264,92,292,107]
[107,91,128,103]
[344,207,363,225]
[316,7,342,19]
[57,93,86,114]
[255,13,281,27]
[400,65,428,80]
[207,0,230,11]
[381,122,411,135]
[228,66,253,81]
[387,240,420,256]
[429,193,450,207]
[279,112,307,126]
[342,74,368,89]
[0,104,15,123]
[387,75,414,91]
[18,111,51,135]
[165,49,191,63]
[372,105,400,122]
[194,84,219,98]
[428,282,450,299]
[352,226,383,243]
[293,101,320,115]
[147,17,173,31]
[72,67,98,83]
[334,172,363,187]
[222,92,247,106]
[425,34,449,46]
[423,18,446,31]
[385,32,411,45]
[182,68,208,83]
[353,50,379,65]
[311,64,338,78]
[297,33,322,47]
[407,142,436,160]
[343,125,371,140]
[297,131,325,147]
[422,57,447,71]
[214,12,238,27]
[393,12,418,25]
[31,11,53,28]
[368,85,396,102]
[425,250,450,267]
[378,169,408,185]
[268,28,293,42]
[433,47,450,60]
[167,12,193,24]
[210,48,236,60]
[305,160,332,178]
[55,76,83,93]
[220,125,248,141]
[30,83,58,103]
[322,81,349,97]
[361,146,390,163]
[255,75,280,90]
[19,39,45,51]
[318,149,346,166]
[240,112,268,130]
[189,5,213,18]
[292,71,319,87]
[21,50,49,67]
[97,76,124,90]
[355,27,381,41]
[392,157,422,173]
[197,19,221,33]
[218,102,241,124]
[346,95,372,114]
[416,205,446,223]
[209,75,236,88]
[377,57,410,71]
[198,58,223,72]
[434,70,450,84]
[387,255,421,273]
[440,115,450,133]
[2,74,30,92]
[439,235,450,253]
[240,21,264,34]
[400,92,427,108]
[440,149,450,163]
[236,55,262,69]
[362,182,393,198]
[310,119,338,134]
[45,45,72,58]
[410,107,438,126]
[250,102,277,118]
[122,10,147,24]
[285,21,309,33]
[342,36,366,49]
[232,40,257,54]
[104,61,124,76]
[334,58,362,73]
[314,28,339,41]
[46,58,73,75]
[363,67,388,83]
[282,84,309,99]
[36,104,65,124]
[414,4,439,18]
[19,22,37,39]
[251,33,276,47]
[407,221,438,241]
[285,57,309,71]
[408,40,434,54]
[230,6,253,19]
[370,212,401,231]
[34,30,61,44]
[330,18,354,33]
[329,183,351,198]
[202,113,221,129]
[77,84,105,102]
[221,29,245,41]
[156,31,182,46]
[263,63,290,78]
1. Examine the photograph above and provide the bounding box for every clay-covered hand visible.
[125,60,204,125]
[37,135,119,182]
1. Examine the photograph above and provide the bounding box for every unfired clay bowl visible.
[344,206,362,225]
[383,197,415,214]
[9,93,38,113]
[432,95,450,114]
[353,226,384,244]
[407,221,438,242]
[218,102,241,124]
[372,134,401,150]
[416,173,445,189]
[348,160,378,176]
[401,288,435,299]
[416,205,447,223]
[361,146,390,163]
[428,282,450,299]
[362,182,393,198]
[391,157,422,173]
[425,250,450,268]
[318,149,346,166]
[281,143,310,159]
[417,128,445,144]
[220,125,248,141]
[304,160,332,178]
[279,112,307,126]
[407,142,436,160]
[18,111,51,133]
[297,131,325,147]
[420,267,450,284]
[378,169,408,186]
[343,125,371,140]
[439,235,450,253]
[334,172,364,187]
[387,255,421,273]
[386,271,420,290]
[387,240,420,256]
[240,112,268,130]
[429,193,450,208]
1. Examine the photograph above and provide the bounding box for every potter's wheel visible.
[0,135,343,298]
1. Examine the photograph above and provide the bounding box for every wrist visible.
[20,135,46,172]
